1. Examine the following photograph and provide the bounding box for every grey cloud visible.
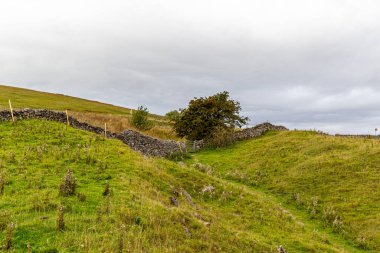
[1,0,380,134]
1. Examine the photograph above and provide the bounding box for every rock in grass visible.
[169,196,179,206]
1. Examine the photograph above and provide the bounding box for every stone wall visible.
[234,122,288,141]
[118,130,185,157]
[0,109,183,157]
[335,134,379,139]
[0,109,287,157]
[0,109,117,138]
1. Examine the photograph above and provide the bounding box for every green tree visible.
[131,105,153,130]
[173,91,249,140]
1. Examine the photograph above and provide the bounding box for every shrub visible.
[165,110,181,123]
[205,127,235,148]
[131,106,153,130]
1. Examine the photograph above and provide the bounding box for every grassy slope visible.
[0,120,359,252]
[0,85,132,114]
[0,85,177,139]
[190,131,380,251]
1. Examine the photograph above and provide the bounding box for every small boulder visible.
[169,196,179,206]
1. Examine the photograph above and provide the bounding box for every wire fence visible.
[184,140,204,153]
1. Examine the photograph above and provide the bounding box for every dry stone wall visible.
[0,109,183,157]
[118,130,185,157]
[234,123,288,141]
[0,109,287,157]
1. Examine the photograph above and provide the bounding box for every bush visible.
[131,106,153,130]
[205,127,236,148]
[165,110,181,123]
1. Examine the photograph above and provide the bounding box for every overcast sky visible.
[1,0,380,134]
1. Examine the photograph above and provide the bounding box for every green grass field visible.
[189,131,380,251]
[0,120,364,252]
[0,85,133,114]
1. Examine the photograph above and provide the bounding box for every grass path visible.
[220,179,366,253]
[182,160,366,252]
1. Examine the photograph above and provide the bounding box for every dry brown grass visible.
[69,111,180,140]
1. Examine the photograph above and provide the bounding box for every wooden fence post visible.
[104,123,107,139]
[177,141,183,154]
[8,100,15,123]
[65,110,70,126]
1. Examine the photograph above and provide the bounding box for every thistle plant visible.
[59,169,76,196]
[57,206,65,231]
[0,174,4,195]
[5,222,15,250]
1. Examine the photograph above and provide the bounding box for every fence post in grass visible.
[8,100,15,123]
[177,141,183,154]
[104,123,107,139]
[65,110,70,126]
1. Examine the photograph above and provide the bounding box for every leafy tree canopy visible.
[173,91,249,140]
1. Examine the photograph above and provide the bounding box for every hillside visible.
[189,131,380,251]
[0,85,176,140]
[0,120,361,252]
[0,85,133,114]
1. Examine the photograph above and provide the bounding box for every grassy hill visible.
[0,120,362,252]
[0,85,133,114]
[189,131,380,251]
[1,85,378,252]
[0,85,176,140]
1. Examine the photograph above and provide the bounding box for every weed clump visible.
[118,224,126,253]
[0,174,4,195]
[4,222,15,250]
[76,193,86,202]
[0,211,10,231]
[56,206,65,231]
[332,216,344,232]
[59,170,76,197]
[103,181,111,197]
[104,196,111,214]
